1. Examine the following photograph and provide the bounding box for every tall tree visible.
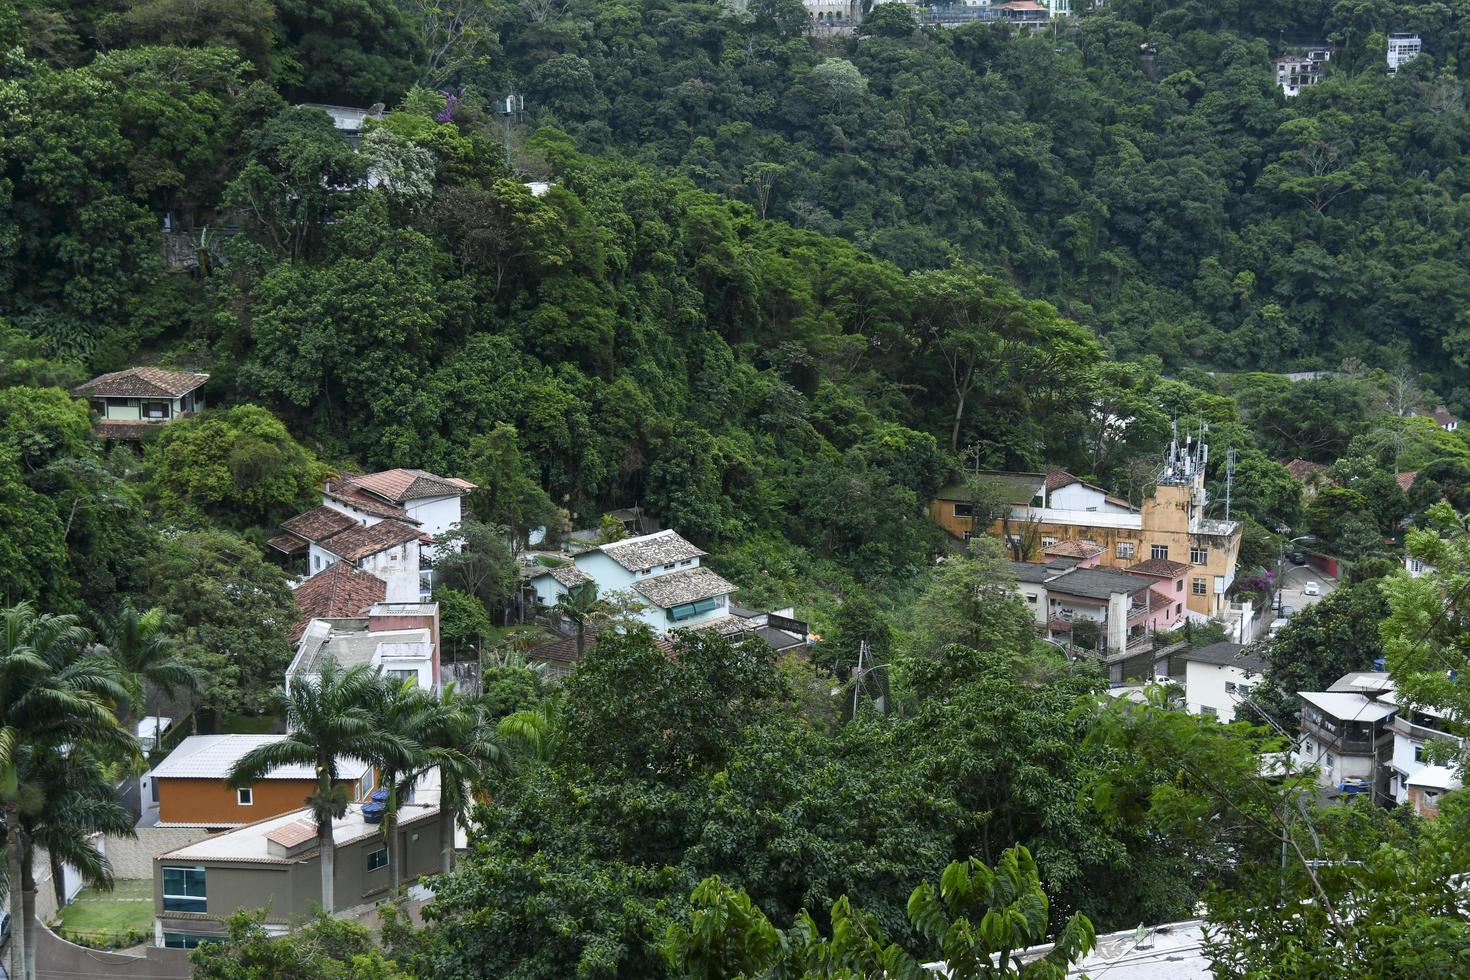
[227,659,404,911]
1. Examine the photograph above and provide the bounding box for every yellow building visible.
[930,453,1241,621]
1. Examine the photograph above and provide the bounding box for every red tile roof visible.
[346,469,475,503]
[1148,587,1179,613]
[323,484,412,521]
[268,532,308,556]
[94,419,166,441]
[1396,471,1418,493]
[74,367,209,398]
[265,818,318,849]
[319,519,422,562]
[280,506,359,542]
[289,563,387,642]
[1432,406,1458,427]
[1044,468,1081,492]
[1127,557,1191,578]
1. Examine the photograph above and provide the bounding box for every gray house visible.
[151,774,445,948]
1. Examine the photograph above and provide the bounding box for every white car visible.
[1303,581,1320,596]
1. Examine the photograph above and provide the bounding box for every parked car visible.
[1288,551,1308,565]
[1304,581,1320,596]
[1269,618,1289,637]
[1281,606,1295,618]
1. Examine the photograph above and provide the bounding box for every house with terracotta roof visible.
[72,367,208,441]
[271,507,425,602]
[287,563,387,643]
[323,469,476,543]
[139,734,375,831]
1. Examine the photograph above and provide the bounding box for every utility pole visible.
[1225,446,1236,521]
[852,639,869,717]
[499,91,525,168]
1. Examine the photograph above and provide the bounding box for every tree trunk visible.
[7,807,26,980]
[22,845,36,980]
[440,807,455,876]
[319,815,335,912]
[49,849,66,914]
[386,782,401,898]
[575,620,585,660]
[950,392,967,451]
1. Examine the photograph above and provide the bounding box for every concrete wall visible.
[405,495,462,544]
[1017,582,1048,625]
[1049,483,1133,514]
[573,550,638,592]
[153,811,444,944]
[359,542,420,603]
[37,921,191,979]
[1183,661,1260,723]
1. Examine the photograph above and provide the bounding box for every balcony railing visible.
[1302,716,1387,754]
[1388,715,1457,744]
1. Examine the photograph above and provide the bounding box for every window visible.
[668,597,719,622]
[1324,753,1335,768]
[367,847,389,872]
[163,933,220,949]
[386,669,416,685]
[313,555,321,572]
[663,563,675,571]
[1190,547,1209,565]
[1414,745,1424,763]
[1150,545,1169,560]
[150,779,159,804]
[1192,578,1207,596]
[143,401,169,419]
[1201,706,1217,718]
[1175,604,1182,615]
[1225,682,1237,694]
[1117,542,1135,560]
[1042,537,1058,547]
[237,788,253,806]
[360,772,374,799]
[1426,790,1441,802]
[162,866,207,913]
[1026,594,1037,604]
[953,503,973,518]
[680,559,692,566]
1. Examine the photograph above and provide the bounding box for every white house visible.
[72,367,208,441]
[1382,689,1462,807]
[288,602,440,694]
[1387,33,1422,75]
[320,468,475,546]
[1405,765,1461,819]
[1176,642,1267,723]
[1294,673,1398,797]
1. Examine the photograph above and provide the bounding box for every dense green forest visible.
[4,0,1470,977]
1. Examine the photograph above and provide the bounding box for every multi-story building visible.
[1273,48,1330,97]
[288,601,441,694]
[1294,672,1398,799]
[1010,560,1183,654]
[1387,33,1422,75]
[1382,688,1462,812]
[140,735,374,831]
[931,434,1241,621]
[72,367,209,442]
[152,771,444,948]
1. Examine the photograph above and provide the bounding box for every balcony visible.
[1388,715,1457,744]
[1301,715,1388,755]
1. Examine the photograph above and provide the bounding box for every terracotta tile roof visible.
[94,419,166,440]
[1127,557,1191,578]
[268,532,308,556]
[265,818,318,849]
[1044,468,1081,492]
[320,519,422,562]
[1148,587,1179,612]
[323,483,412,521]
[596,530,706,572]
[347,468,474,503]
[630,567,736,608]
[280,506,359,542]
[525,626,675,668]
[289,563,387,642]
[73,367,209,398]
[1432,406,1458,427]
[1396,471,1418,492]
[1042,540,1103,559]
[1285,458,1329,481]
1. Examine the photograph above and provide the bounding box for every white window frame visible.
[367,847,389,872]
[1117,542,1135,560]
[1151,545,1169,560]
[1192,578,1208,596]
[237,787,253,806]
[1190,547,1208,565]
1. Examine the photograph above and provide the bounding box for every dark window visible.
[953,503,974,518]
[162,866,206,912]
[1151,545,1169,560]
[668,597,720,622]
[163,933,220,949]
[143,401,170,419]
[367,847,389,872]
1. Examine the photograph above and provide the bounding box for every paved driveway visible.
[1277,564,1337,616]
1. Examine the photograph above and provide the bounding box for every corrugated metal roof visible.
[149,735,370,781]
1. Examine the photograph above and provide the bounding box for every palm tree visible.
[100,602,198,740]
[418,687,511,875]
[1,602,132,980]
[17,750,135,980]
[497,696,561,764]
[555,583,609,660]
[363,678,436,897]
[226,659,402,912]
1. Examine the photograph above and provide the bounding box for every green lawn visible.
[57,880,154,948]
[220,711,284,734]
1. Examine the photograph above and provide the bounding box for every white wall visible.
[405,496,463,544]
[572,551,638,593]
[322,496,386,527]
[1048,483,1133,514]
[1183,661,1261,723]
[1296,736,1376,789]
[359,542,421,602]
[308,543,338,577]
[376,652,434,691]
[531,573,570,608]
[1017,582,1048,625]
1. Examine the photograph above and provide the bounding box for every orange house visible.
[142,735,375,830]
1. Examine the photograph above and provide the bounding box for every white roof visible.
[1004,919,1210,979]
[159,768,441,864]
[1380,690,1454,721]
[1326,671,1394,694]
[1298,692,1397,723]
[1407,764,1462,791]
[148,735,370,781]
